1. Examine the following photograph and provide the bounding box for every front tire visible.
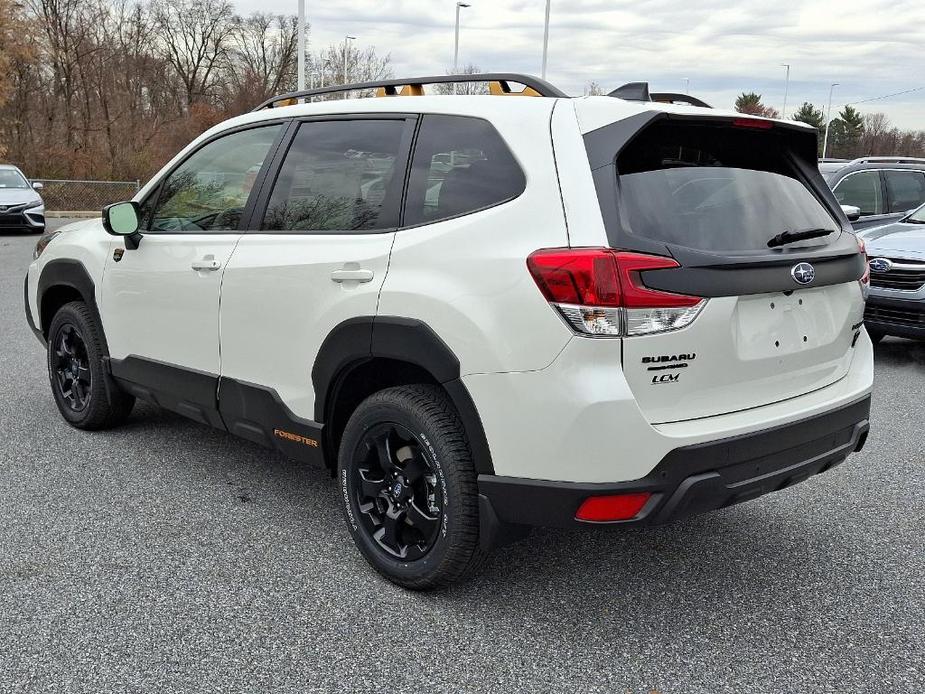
[46,301,135,430]
[337,385,485,590]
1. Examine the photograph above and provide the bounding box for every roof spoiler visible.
[608,82,712,109]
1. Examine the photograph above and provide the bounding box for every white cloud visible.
[236,0,925,129]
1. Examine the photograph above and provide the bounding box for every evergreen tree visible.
[791,102,825,130]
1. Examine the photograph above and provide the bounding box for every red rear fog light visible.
[575,492,651,522]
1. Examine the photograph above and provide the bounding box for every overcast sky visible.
[239,0,925,129]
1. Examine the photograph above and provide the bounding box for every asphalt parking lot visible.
[2,221,924,693]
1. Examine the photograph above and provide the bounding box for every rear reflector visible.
[575,492,651,522]
[527,248,705,337]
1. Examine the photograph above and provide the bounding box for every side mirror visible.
[840,204,862,222]
[102,201,143,249]
[32,181,44,191]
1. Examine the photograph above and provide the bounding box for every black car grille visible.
[0,212,27,227]
[870,258,925,291]
[865,303,925,328]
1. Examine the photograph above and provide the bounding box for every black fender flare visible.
[36,259,99,334]
[312,316,495,475]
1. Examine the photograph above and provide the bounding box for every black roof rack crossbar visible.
[252,73,567,111]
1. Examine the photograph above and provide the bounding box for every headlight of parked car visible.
[33,230,61,259]
[24,200,44,210]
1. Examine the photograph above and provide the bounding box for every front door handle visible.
[331,268,374,283]
[191,256,221,272]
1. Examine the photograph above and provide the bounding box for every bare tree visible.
[312,41,391,99]
[434,64,490,95]
[225,13,298,110]
[152,0,236,109]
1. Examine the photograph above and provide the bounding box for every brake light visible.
[526,248,706,337]
[575,492,651,522]
[732,117,774,130]
[856,236,870,298]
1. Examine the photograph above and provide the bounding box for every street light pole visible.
[781,63,790,118]
[453,2,470,94]
[822,82,839,159]
[683,77,690,94]
[343,35,356,99]
[297,0,306,95]
[541,0,551,79]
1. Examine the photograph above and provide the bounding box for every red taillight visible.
[575,492,651,522]
[857,236,870,285]
[732,117,774,130]
[526,248,700,309]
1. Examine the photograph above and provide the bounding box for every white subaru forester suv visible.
[25,74,873,589]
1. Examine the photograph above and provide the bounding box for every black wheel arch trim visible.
[36,259,99,336]
[313,316,494,475]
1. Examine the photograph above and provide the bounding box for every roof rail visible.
[849,156,925,165]
[252,73,567,111]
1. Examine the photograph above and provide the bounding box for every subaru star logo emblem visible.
[869,257,893,273]
[791,262,815,285]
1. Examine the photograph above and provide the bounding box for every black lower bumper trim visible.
[864,296,925,338]
[478,395,871,529]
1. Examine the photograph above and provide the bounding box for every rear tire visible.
[46,301,135,430]
[337,384,486,590]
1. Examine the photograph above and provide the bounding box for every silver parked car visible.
[858,202,925,341]
[0,164,45,233]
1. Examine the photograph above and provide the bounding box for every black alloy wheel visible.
[52,323,92,412]
[352,422,443,561]
[338,385,485,589]
[46,301,135,430]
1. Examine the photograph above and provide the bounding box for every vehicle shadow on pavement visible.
[874,336,925,367]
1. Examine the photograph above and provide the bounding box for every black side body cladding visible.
[109,356,225,429]
[218,378,325,466]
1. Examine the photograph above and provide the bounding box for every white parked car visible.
[25,74,873,589]
[0,164,45,233]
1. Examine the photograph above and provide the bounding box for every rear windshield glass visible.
[615,122,839,253]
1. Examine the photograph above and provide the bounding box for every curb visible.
[46,211,100,218]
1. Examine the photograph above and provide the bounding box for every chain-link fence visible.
[33,179,140,212]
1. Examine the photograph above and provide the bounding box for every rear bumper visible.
[864,294,925,338]
[478,395,871,528]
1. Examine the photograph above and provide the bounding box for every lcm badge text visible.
[643,353,696,385]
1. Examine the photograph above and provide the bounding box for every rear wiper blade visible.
[767,228,833,248]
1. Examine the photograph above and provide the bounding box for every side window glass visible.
[150,125,281,232]
[834,171,883,216]
[404,115,526,226]
[261,119,405,232]
[884,170,925,214]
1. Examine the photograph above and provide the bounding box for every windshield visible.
[0,169,29,189]
[907,204,925,223]
[616,122,839,253]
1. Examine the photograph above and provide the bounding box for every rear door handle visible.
[331,268,374,283]
[191,256,221,272]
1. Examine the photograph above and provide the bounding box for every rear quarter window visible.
[403,115,525,226]
[613,121,839,253]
